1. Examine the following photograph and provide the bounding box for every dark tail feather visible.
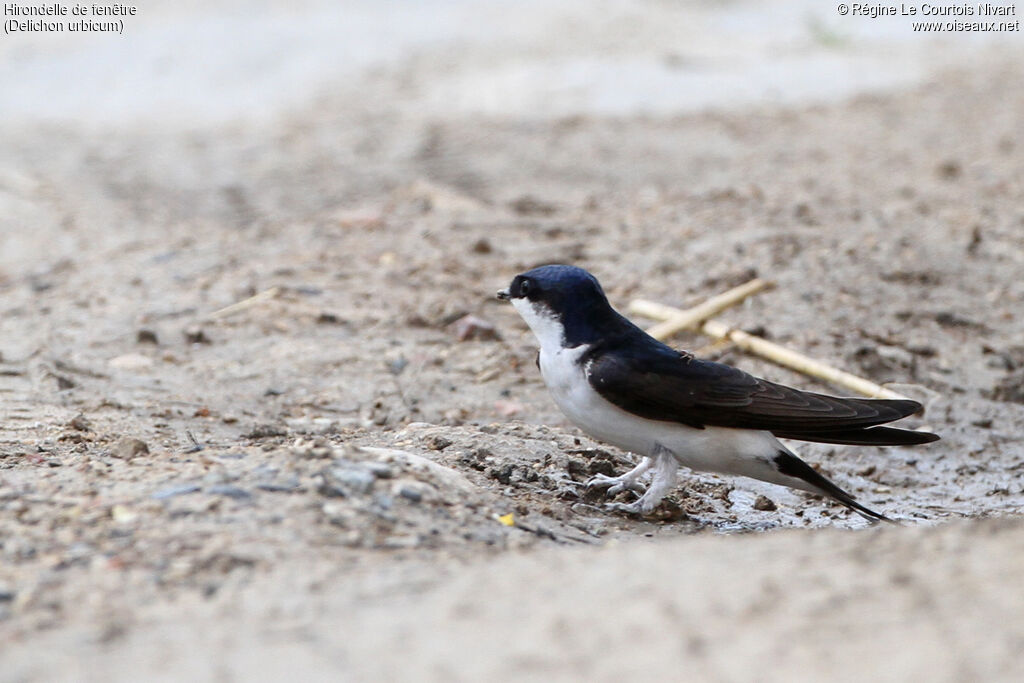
[773,451,893,523]
[868,398,925,419]
[772,426,940,447]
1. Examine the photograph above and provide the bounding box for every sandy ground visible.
[2,2,1024,680]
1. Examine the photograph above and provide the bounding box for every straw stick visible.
[206,287,281,320]
[637,278,774,340]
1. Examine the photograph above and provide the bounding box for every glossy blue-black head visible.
[497,265,624,348]
[498,265,606,307]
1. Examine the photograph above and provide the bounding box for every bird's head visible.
[497,265,614,350]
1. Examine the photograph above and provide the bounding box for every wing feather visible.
[586,343,926,437]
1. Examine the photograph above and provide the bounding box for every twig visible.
[205,287,281,321]
[184,430,204,453]
[630,298,913,401]
[636,278,775,341]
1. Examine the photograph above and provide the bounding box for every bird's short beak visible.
[496,288,510,301]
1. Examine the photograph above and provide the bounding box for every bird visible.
[496,264,939,522]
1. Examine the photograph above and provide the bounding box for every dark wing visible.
[586,344,938,445]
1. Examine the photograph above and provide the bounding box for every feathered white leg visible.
[607,447,678,514]
[587,456,652,496]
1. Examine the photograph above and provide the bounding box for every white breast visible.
[537,344,784,478]
[538,345,644,447]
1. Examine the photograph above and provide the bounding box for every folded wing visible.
[586,343,938,446]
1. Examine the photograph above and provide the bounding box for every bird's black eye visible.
[519,279,532,296]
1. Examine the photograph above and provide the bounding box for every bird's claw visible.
[586,473,646,496]
[605,500,654,516]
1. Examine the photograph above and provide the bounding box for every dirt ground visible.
[2,12,1024,680]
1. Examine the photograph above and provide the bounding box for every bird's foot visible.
[586,472,647,497]
[607,496,689,522]
[606,500,653,515]
[605,485,666,515]
[602,448,679,518]
[585,456,653,497]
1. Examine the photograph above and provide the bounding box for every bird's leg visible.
[586,456,652,496]
[607,446,678,515]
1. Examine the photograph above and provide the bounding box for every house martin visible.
[497,264,939,522]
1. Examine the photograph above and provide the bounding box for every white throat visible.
[510,298,566,353]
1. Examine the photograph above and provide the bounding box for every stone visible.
[112,437,149,459]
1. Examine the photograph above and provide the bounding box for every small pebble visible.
[365,462,394,479]
[398,486,423,503]
[244,423,287,439]
[388,357,409,375]
[110,504,137,523]
[449,314,500,342]
[318,476,347,498]
[68,414,92,431]
[992,370,1024,404]
[509,194,557,216]
[152,484,201,500]
[216,452,246,460]
[108,353,153,370]
[382,535,421,549]
[330,467,376,495]
[493,400,523,417]
[316,312,345,325]
[207,485,252,500]
[425,434,453,451]
[256,480,301,493]
[136,329,159,344]
[753,495,777,511]
[184,326,211,345]
[202,471,231,486]
[112,437,149,460]
[936,159,961,180]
